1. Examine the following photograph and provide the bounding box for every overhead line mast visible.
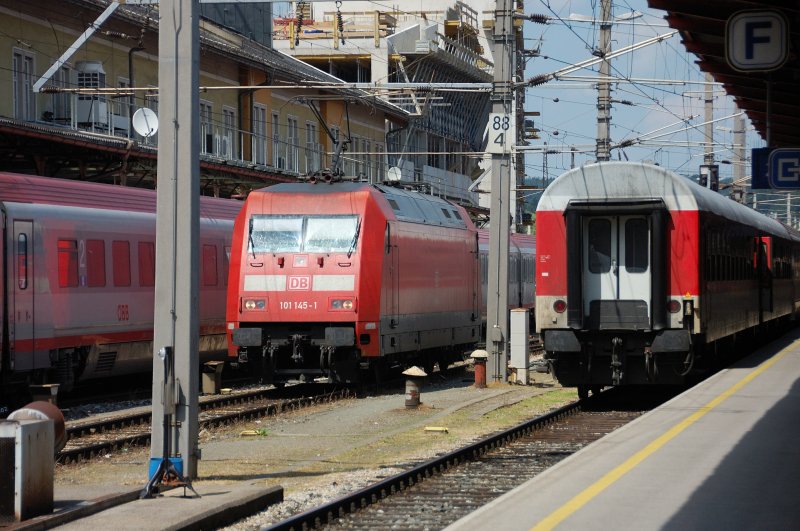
[486,0,515,384]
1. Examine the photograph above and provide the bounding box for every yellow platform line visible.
[532,343,794,531]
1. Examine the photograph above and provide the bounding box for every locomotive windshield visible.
[249,215,360,254]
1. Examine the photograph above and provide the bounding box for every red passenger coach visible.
[0,172,240,410]
[226,180,535,384]
[536,162,800,398]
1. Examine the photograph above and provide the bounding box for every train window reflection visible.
[250,216,303,253]
[625,218,648,273]
[588,219,611,273]
[305,216,358,253]
[249,215,359,254]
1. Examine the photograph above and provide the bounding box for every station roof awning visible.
[648,0,800,147]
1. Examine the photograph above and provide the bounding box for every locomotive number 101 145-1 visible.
[279,301,318,310]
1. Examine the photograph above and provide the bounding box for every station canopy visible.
[648,0,800,147]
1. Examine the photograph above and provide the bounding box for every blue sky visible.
[521,0,766,185]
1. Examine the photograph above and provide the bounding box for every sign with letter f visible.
[726,10,788,72]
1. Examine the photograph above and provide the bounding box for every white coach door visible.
[583,216,651,316]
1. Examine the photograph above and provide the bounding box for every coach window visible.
[202,244,218,286]
[223,246,231,286]
[588,219,611,273]
[112,240,131,287]
[58,239,79,287]
[17,234,28,289]
[138,241,155,287]
[625,219,648,273]
[86,239,106,287]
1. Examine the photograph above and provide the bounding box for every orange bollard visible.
[471,350,488,388]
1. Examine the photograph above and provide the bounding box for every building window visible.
[200,100,214,154]
[287,116,299,172]
[253,104,267,165]
[12,48,35,121]
[48,66,71,124]
[305,121,320,173]
[272,112,282,168]
[222,106,235,159]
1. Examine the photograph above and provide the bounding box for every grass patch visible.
[303,387,578,475]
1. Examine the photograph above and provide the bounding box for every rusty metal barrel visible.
[9,401,67,454]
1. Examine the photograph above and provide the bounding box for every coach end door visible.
[583,216,651,329]
[13,220,34,370]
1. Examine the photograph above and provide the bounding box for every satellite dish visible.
[387,166,402,182]
[132,107,159,137]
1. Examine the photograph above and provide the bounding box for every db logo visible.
[288,276,310,291]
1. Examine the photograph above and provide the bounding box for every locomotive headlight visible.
[666,299,681,313]
[553,299,567,313]
[243,298,266,310]
[330,298,355,311]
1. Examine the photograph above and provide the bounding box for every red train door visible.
[13,220,33,368]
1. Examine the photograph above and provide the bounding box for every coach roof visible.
[537,162,795,240]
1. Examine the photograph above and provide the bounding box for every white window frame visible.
[200,100,214,154]
[253,103,267,165]
[287,115,299,172]
[272,111,282,168]
[13,48,36,121]
[222,106,236,159]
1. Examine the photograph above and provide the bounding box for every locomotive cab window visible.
[305,216,358,253]
[249,215,360,254]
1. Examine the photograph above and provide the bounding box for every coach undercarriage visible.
[544,330,695,398]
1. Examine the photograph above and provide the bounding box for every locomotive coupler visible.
[644,346,657,382]
[320,346,334,371]
[611,336,624,385]
[290,334,310,364]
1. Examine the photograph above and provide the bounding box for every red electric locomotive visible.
[536,162,800,398]
[0,172,240,410]
[226,179,535,384]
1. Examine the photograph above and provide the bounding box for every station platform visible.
[8,482,282,531]
[448,329,800,530]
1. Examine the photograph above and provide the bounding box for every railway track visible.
[265,389,671,531]
[58,384,352,464]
